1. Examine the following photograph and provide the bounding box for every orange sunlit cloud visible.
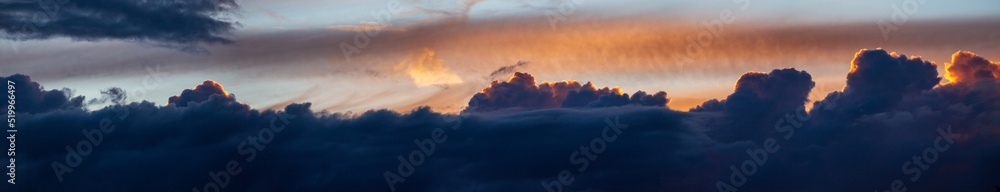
[396,48,465,87]
[945,51,1000,85]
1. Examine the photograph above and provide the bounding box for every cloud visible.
[796,50,1000,191]
[812,49,940,116]
[691,68,815,142]
[487,61,529,80]
[945,51,1000,85]
[0,0,239,50]
[87,87,127,105]
[689,99,724,112]
[726,68,815,114]
[466,72,669,112]
[167,80,234,107]
[6,74,712,191]
[0,74,83,114]
[4,49,1000,192]
[396,48,465,88]
[5,16,999,113]
[924,51,1000,137]
[846,49,940,97]
[587,90,670,108]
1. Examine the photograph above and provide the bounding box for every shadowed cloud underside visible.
[3,49,1000,191]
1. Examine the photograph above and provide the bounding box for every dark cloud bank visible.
[3,49,1000,191]
[0,0,238,51]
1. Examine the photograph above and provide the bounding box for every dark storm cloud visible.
[688,99,724,112]
[4,74,723,191]
[1,74,83,114]
[690,68,815,113]
[724,68,815,114]
[586,90,670,108]
[690,68,815,142]
[4,49,1000,192]
[793,50,1000,191]
[467,72,669,112]
[814,49,940,116]
[0,0,238,49]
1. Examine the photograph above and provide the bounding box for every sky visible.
[2,0,1000,191]
[3,0,1000,113]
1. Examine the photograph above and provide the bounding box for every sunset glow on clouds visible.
[6,19,995,113]
[396,48,465,87]
[4,9,998,112]
[2,1,1000,191]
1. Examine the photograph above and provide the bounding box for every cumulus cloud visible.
[726,68,815,114]
[587,90,670,108]
[846,49,940,96]
[689,99,724,112]
[0,0,239,50]
[1,74,83,114]
[922,51,1000,137]
[812,49,940,117]
[797,50,1000,191]
[466,72,669,112]
[6,74,711,192]
[691,68,815,142]
[167,80,234,107]
[4,49,1000,192]
[945,51,1000,85]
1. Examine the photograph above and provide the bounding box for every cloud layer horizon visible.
[3,48,1000,191]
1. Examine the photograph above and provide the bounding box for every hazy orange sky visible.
[3,0,999,113]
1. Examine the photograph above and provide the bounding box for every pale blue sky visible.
[235,0,1000,30]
